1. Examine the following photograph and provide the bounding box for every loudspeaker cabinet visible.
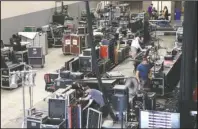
[62,35,71,55]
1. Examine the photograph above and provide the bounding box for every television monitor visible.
[139,110,180,129]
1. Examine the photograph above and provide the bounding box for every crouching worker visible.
[79,86,109,118]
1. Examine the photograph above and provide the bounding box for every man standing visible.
[147,4,153,19]
[135,57,151,90]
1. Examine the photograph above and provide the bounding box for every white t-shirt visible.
[131,37,142,49]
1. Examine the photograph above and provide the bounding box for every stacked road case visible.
[28,47,45,68]
[62,35,71,55]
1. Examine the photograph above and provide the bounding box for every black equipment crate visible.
[48,38,55,48]
[79,56,92,72]
[15,50,28,63]
[27,113,48,128]
[69,72,84,80]
[151,77,165,96]
[117,48,125,63]
[124,46,130,58]
[1,64,24,88]
[97,60,105,74]
[48,98,67,119]
[53,38,62,47]
[54,78,73,87]
[28,47,43,58]
[28,56,45,68]
[103,59,111,72]
[41,118,66,128]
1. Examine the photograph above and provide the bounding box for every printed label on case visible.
[31,122,36,126]
[73,40,78,45]
[65,40,70,45]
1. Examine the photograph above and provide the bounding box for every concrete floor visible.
[1,36,176,128]
[1,48,74,128]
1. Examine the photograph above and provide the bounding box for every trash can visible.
[175,9,181,20]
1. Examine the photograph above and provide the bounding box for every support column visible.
[179,1,197,128]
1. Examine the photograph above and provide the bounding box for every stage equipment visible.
[176,27,183,43]
[9,71,20,88]
[151,77,165,96]
[100,45,109,59]
[62,34,71,55]
[67,105,82,128]
[40,119,66,128]
[10,64,37,128]
[69,72,84,80]
[15,50,28,64]
[28,47,45,68]
[48,88,76,119]
[112,85,129,111]
[69,57,80,72]
[112,85,129,123]
[82,47,100,59]
[70,34,88,55]
[60,70,70,79]
[77,26,88,35]
[18,32,48,55]
[79,55,92,72]
[86,108,102,128]
[26,108,48,128]
[1,55,24,88]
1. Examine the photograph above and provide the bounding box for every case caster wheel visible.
[63,53,67,56]
[41,65,44,68]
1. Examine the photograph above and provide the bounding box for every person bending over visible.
[79,86,109,118]
[136,57,151,90]
[131,36,144,58]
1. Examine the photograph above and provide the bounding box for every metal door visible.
[71,35,81,55]
[62,35,71,54]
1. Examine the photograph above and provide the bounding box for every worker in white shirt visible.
[131,36,144,58]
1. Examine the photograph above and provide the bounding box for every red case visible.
[71,34,81,55]
[62,35,71,55]
[100,45,109,59]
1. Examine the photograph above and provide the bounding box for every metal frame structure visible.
[85,1,117,121]
[179,1,197,128]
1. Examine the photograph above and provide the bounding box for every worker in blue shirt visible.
[136,57,151,89]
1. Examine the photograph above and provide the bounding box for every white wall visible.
[152,1,172,13]
[1,1,79,19]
